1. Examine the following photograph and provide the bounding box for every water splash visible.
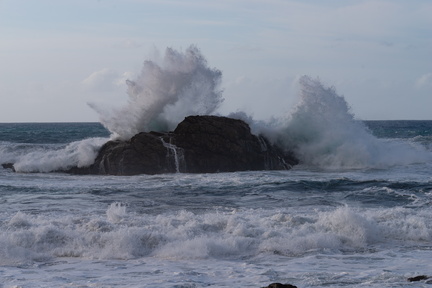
[89,45,223,140]
[8,137,108,173]
[271,76,431,169]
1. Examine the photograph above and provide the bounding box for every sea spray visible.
[2,45,430,173]
[268,76,432,169]
[7,137,108,173]
[89,45,224,140]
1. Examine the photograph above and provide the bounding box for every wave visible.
[2,46,431,172]
[260,76,432,169]
[0,138,108,173]
[89,45,223,140]
[1,204,431,264]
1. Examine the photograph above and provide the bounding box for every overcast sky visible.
[0,0,431,122]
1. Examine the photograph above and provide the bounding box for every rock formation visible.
[1,163,15,172]
[407,275,430,282]
[68,115,298,175]
[262,283,298,288]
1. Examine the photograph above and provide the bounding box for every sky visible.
[0,0,431,122]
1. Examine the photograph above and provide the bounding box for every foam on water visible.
[1,201,430,266]
[1,167,431,286]
[0,137,108,173]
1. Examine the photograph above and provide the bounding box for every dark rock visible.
[173,116,297,173]
[408,275,429,282]
[1,163,15,172]
[66,115,298,175]
[262,283,298,288]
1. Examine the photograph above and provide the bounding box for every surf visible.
[1,46,431,173]
[1,137,108,173]
[265,76,432,170]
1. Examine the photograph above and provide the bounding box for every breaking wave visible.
[89,45,223,140]
[1,137,108,173]
[269,76,432,169]
[1,204,431,264]
[2,46,431,172]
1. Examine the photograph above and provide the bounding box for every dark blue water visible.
[0,122,109,144]
[1,120,431,143]
[364,120,432,139]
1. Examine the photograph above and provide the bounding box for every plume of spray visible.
[271,75,431,169]
[89,45,224,140]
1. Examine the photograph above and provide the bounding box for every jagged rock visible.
[68,115,298,175]
[1,163,15,172]
[262,283,298,288]
[407,275,429,282]
[173,116,296,173]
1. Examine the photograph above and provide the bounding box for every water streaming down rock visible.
[258,135,273,170]
[160,135,185,173]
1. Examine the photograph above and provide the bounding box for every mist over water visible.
[89,45,223,140]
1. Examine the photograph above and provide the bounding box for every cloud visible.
[415,73,432,89]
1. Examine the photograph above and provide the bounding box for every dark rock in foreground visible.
[1,163,15,172]
[68,115,298,175]
[262,283,298,288]
[407,275,429,282]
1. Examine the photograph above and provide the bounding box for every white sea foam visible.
[106,202,128,223]
[1,168,432,287]
[4,137,108,173]
[1,203,430,265]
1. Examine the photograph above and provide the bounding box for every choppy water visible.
[1,120,432,287]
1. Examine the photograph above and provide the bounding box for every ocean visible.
[1,58,432,287]
[1,119,432,288]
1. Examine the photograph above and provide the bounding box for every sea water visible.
[1,47,432,287]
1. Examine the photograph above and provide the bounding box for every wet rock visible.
[172,115,297,173]
[407,275,429,282]
[1,163,15,172]
[67,115,298,175]
[262,283,298,288]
